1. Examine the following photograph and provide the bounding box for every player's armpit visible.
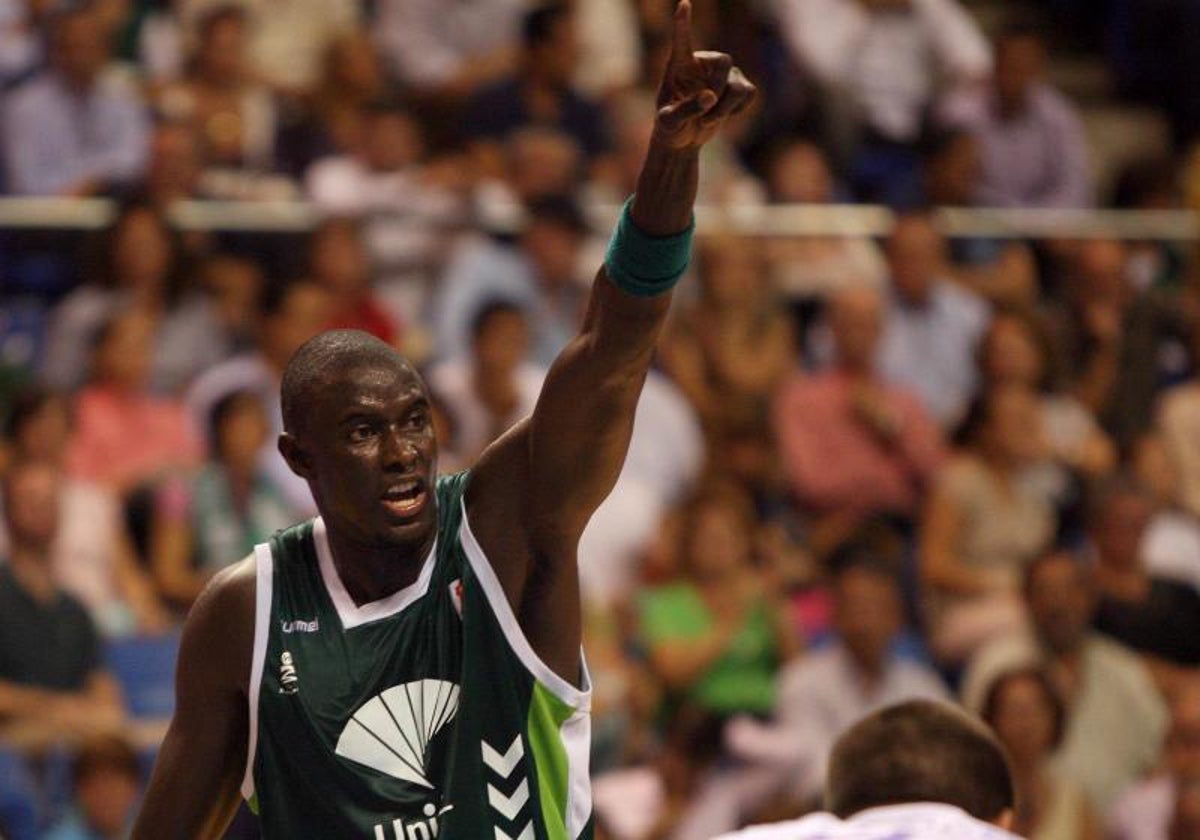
[132,558,255,840]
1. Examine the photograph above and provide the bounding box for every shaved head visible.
[281,330,418,437]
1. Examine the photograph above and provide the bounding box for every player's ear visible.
[279,432,315,480]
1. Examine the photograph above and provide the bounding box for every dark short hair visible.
[207,389,263,456]
[523,3,571,50]
[825,701,1015,821]
[1022,549,1088,599]
[470,298,526,342]
[525,194,589,236]
[72,735,141,788]
[981,667,1067,750]
[2,385,70,443]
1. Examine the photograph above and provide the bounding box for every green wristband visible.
[604,197,695,297]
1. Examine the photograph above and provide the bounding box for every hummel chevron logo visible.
[487,778,529,821]
[494,825,534,840]
[481,735,524,778]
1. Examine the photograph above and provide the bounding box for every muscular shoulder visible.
[183,556,257,695]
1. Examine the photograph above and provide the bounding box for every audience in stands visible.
[44,734,142,840]
[309,217,400,346]
[963,550,1168,807]
[982,668,1100,840]
[1132,432,1200,593]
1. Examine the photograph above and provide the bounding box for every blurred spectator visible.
[465,3,612,172]
[943,24,1091,209]
[774,287,944,553]
[963,550,1168,807]
[1133,433,1200,593]
[1109,678,1200,840]
[981,668,1100,840]
[2,5,149,196]
[475,126,584,232]
[0,0,46,86]
[1113,156,1189,293]
[978,310,1115,480]
[0,387,167,636]
[725,554,947,805]
[0,460,124,748]
[374,0,523,98]
[140,121,203,209]
[155,5,283,198]
[1158,373,1200,524]
[186,279,333,515]
[433,195,589,365]
[921,383,1056,664]
[1045,239,1194,448]
[662,235,795,490]
[177,0,359,94]
[777,0,991,203]
[427,300,545,464]
[309,218,399,346]
[44,735,141,840]
[879,213,990,426]
[760,138,888,298]
[65,308,201,496]
[150,389,296,610]
[572,0,641,98]
[639,486,799,721]
[1087,478,1200,668]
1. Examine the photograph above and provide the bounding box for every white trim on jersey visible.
[313,516,438,630]
[241,542,274,801]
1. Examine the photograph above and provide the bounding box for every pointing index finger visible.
[670,0,694,65]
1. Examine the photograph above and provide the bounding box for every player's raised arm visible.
[466,1,754,682]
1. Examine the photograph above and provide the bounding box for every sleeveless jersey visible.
[242,472,594,840]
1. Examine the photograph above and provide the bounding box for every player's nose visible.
[380,427,420,470]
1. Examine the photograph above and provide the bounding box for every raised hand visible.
[653,0,757,151]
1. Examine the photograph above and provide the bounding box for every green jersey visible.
[242,472,593,840]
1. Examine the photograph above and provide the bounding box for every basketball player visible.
[131,3,754,838]
[715,701,1020,839]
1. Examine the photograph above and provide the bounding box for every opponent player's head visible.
[825,701,1015,829]
[278,330,437,553]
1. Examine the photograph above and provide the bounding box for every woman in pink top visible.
[67,308,202,496]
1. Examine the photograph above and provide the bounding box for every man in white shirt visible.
[716,700,1019,839]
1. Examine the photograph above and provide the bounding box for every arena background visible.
[1,0,1199,838]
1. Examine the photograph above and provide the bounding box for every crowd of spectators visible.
[1,0,1200,838]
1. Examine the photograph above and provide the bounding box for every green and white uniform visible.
[242,472,593,840]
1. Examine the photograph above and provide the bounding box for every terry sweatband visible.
[604,197,695,297]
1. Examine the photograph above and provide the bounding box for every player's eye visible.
[405,411,429,431]
[349,423,377,443]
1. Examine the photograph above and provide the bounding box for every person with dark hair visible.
[309,217,401,346]
[715,700,1018,838]
[962,550,1168,808]
[45,735,143,840]
[464,2,611,170]
[920,381,1056,664]
[982,668,1100,840]
[134,7,755,836]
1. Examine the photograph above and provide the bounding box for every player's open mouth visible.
[380,479,428,519]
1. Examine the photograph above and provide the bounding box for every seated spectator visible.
[309,218,399,346]
[66,309,202,497]
[0,460,124,749]
[1158,373,1200,523]
[760,138,888,299]
[475,126,584,233]
[139,121,203,210]
[151,389,298,611]
[427,301,545,464]
[921,383,1056,664]
[186,279,333,516]
[0,387,166,636]
[1087,478,1200,669]
[639,486,799,722]
[774,287,944,553]
[963,551,1168,808]
[1109,678,1200,840]
[45,735,142,840]
[777,0,991,204]
[1113,156,1189,293]
[374,0,523,98]
[41,200,242,395]
[982,668,1100,840]
[177,0,359,95]
[155,5,283,199]
[725,553,948,805]
[879,213,990,426]
[432,195,589,366]
[662,234,796,490]
[465,4,611,173]
[0,0,44,86]
[2,4,149,196]
[943,23,1091,209]
[1133,433,1200,593]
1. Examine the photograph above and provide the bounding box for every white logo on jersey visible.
[335,680,461,789]
[281,618,319,633]
[279,651,299,695]
[373,803,455,840]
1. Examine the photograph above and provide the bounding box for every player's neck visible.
[326,528,436,607]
